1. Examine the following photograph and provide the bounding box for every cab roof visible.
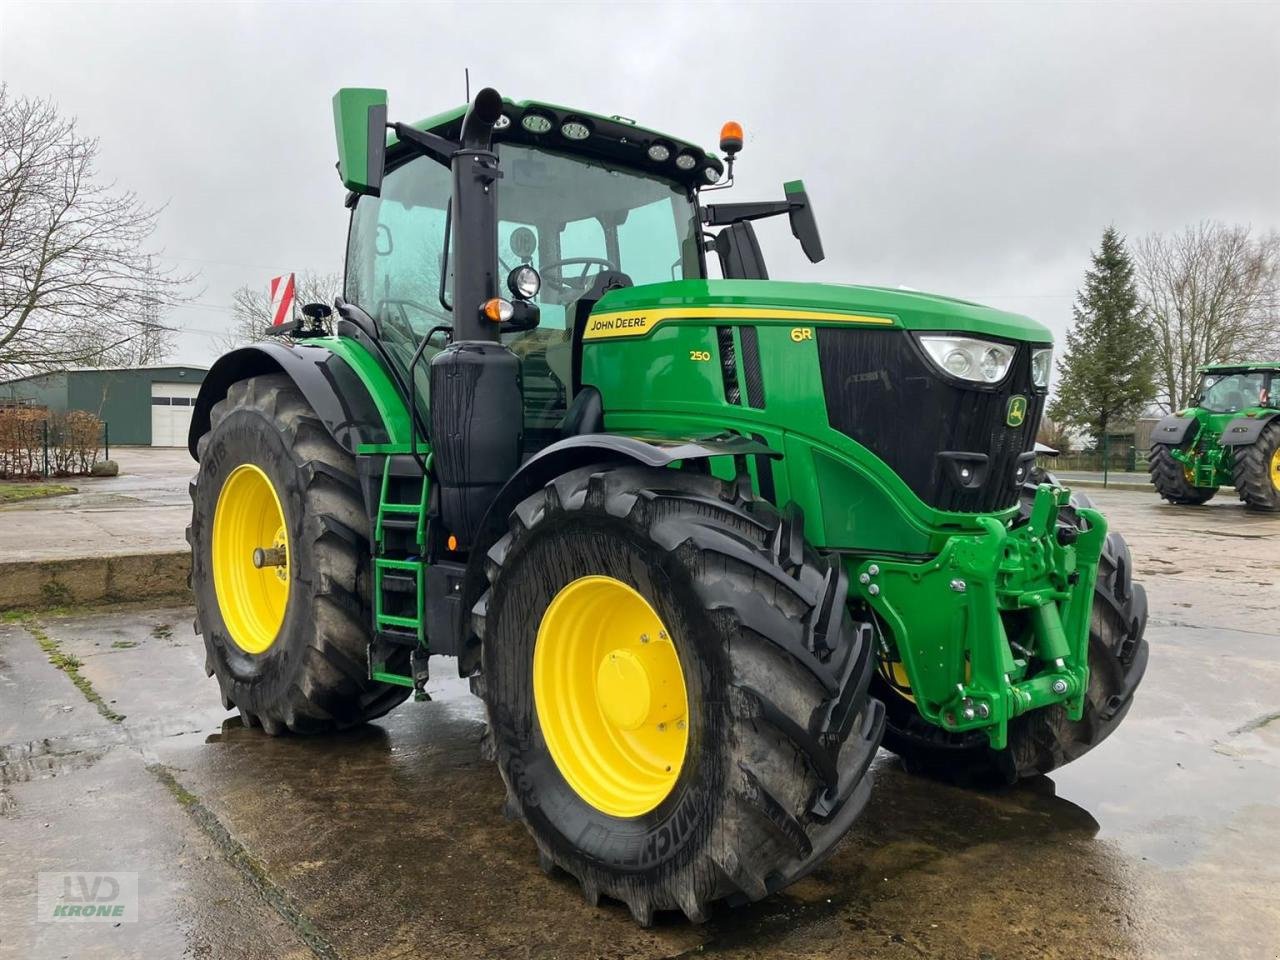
[389,98,724,192]
[1199,361,1280,374]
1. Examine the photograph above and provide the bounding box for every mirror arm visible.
[701,200,792,227]
[391,123,460,166]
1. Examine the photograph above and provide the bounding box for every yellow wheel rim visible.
[212,464,290,655]
[533,576,689,818]
[1271,448,1280,493]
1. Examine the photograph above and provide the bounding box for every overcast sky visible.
[3,1,1278,367]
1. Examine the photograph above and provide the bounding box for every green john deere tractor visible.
[187,87,1149,924]
[1149,362,1280,510]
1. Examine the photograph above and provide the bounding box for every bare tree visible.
[0,85,193,379]
[1136,222,1280,412]
[215,270,342,352]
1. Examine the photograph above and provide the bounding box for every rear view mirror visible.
[333,87,388,196]
[784,180,824,264]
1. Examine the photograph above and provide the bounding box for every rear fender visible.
[189,342,391,459]
[1219,412,1279,447]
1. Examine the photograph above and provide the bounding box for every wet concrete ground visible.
[1,487,1277,959]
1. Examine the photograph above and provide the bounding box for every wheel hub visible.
[533,575,689,818]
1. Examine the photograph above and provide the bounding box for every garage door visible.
[151,382,200,446]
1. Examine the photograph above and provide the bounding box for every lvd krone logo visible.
[38,871,138,922]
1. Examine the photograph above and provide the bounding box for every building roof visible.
[0,364,208,386]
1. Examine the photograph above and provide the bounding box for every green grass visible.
[0,481,76,504]
[21,617,127,723]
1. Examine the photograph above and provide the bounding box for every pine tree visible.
[1048,227,1155,449]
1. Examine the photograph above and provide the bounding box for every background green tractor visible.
[1149,362,1280,510]
[185,86,1149,924]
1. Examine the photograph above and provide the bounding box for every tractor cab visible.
[338,93,819,454]
[343,109,706,447]
[1194,364,1277,413]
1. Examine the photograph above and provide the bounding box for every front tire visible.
[874,482,1150,785]
[1231,421,1280,511]
[474,465,883,924]
[188,374,410,734]
[1149,442,1217,505]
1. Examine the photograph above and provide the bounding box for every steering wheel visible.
[539,257,618,296]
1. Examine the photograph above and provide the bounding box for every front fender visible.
[456,431,780,676]
[1149,414,1198,448]
[1219,412,1280,447]
[189,342,391,459]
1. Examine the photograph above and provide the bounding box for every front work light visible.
[507,265,541,301]
[917,335,1015,384]
[675,152,697,171]
[1031,348,1053,388]
[647,143,671,162]
[561,120,590,140]
[521,114,552,134]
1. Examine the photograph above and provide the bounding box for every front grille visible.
[817,328,1044,512]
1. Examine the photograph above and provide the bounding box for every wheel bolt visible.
[1052,679,1069,695]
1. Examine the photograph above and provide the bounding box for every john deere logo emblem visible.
[1007,395,1028,427]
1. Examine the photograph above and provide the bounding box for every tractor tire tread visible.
[191,373,409,736]
[477,464,883,924]
[1231,421,1280,511]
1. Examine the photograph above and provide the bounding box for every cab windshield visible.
[1198,371,1268,412]
[344,144,701,441]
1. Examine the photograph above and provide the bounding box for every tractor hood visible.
[593,279,1053,345]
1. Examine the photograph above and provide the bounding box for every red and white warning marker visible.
[269,273,297,327]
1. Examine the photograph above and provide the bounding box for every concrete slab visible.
[0,617,311,960]
[0,446,195,563]
[0,487,1277,959]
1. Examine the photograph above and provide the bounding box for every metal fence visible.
[1041,447,1143,474]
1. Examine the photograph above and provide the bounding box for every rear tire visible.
[1149,442,1217,505]
[874,481,1149,785]
[188,374,410,735]
[1231,421,1280,511]
[474,465,883,924]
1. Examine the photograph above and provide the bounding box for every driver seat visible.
[568,270,633,395]
[557,270,632,439]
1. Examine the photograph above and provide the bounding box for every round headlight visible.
[944,349,973,377]
[508,264,541,301]
[493,114,511,131]
[703,166,722,184]
[521,114,552,134]
[647,143,671,162]
[561,121,590,141]
[675,152,697,171]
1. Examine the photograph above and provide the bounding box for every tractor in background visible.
[185,86,1149,924]
[1150,362,1280,510]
